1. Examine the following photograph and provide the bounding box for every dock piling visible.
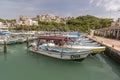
[112,45,114,48]
[26,37,29,48]
[3,40,7,53]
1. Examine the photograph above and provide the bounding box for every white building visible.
[111,18,120,27]
[0,22,8,31]
[16,16,38,26]
[32,21,38,26]
[24,19,38,26]
[16,20,23,25]
[37,14,67,24]
[24,19,33,25]
[0,22,3,26]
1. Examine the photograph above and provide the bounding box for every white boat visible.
[0,33,16,45]
[66,45,105,53]
[29,35,90,61]
[63,32,105,54]
[10,32,37,43]
[43,43,105,55]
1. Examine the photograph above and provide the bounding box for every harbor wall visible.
[86,35,120,64]
[104,47,120,64]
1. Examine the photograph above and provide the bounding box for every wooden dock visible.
[86,35,120,63]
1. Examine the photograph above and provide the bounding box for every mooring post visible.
[112,45,114,48]
[3,40,7,53]
[26,37,29,48]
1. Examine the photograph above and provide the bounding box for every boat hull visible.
[41,43,105,55]
[29,47,90,61]
[66,45,105,55]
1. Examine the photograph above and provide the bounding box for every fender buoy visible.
[34,48,38,51]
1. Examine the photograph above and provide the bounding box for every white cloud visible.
[104,0,120,11]
[1,0,119,19]
[89,0,94,4]
[90,0,120,11]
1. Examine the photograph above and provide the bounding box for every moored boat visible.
[0,31,16,45]
[63,32,105,55]
[65,45,105,55]
[29,35,90,61]
[42,42,105,55]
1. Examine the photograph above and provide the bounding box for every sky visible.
[0,0,120,19]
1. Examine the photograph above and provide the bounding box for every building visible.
[111,18,120,27]
[16,16,38,26]
[94,18,120,40]
[37,14,69,24]
[0,22,9,31]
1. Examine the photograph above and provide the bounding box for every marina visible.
[0,0,120,80]
[0,31,120,80]
[0,43,120,80]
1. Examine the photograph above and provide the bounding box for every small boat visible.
[10,32,37,43]
[63,32,105,55]
[0,32,16,45]
[66,45,105,54]
[0,30,11,34]
[42,42,105,55]
[29,35,90,61]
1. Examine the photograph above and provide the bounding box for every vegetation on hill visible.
[67,15,111,32]
[1,15,112,32]
[32,15,111,32]
[0,18,5,23]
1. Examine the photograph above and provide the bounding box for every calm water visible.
[0,43,120,80]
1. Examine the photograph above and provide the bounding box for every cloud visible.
[0,0,119,19]
[90,0,120,11]
[89,0,94,4]
[104,0,120,11]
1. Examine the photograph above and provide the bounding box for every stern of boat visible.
[91,47,105,55]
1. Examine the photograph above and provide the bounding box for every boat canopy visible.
[37,36,69,46]
[38,36,69,41]
[0,31,11,34]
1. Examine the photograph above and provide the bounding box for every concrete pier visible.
[87,35,120,63]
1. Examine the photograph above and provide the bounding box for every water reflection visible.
[97,54,120,78]
[4,52,7,61]
[0,45,7,61]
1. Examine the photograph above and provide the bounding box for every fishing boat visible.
[42,42,105,55]
[0,31,16,45]
[29,35,90,61]
[63,32,105,55]
[0,37,16,45]
[10,32,37,43]
[65,44,105,55]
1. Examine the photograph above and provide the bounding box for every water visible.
[0,43,120,80]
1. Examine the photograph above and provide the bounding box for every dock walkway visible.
[87,35,120,53]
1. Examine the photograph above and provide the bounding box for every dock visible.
[87,35,120,63]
